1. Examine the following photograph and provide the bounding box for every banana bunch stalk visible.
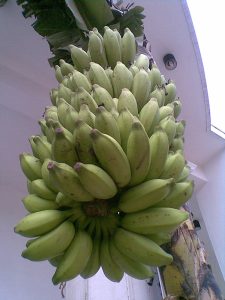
[15,27,194,286]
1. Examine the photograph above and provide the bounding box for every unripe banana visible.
[170,136,184,152]
[110,239,154,279]
[145,232,172,246]
[50,89,58,106]
[52,127,78,167]
[73,87,98,114]
[135,54,149,70]
[59,59,74,76]
[121,207,188,235]
[74,162,117,200]
[175,120,186,137]
[100,238,123,282]
[32,136,51,162]
[105,67,113,84]
[139,98,160,136]
[112,62,133,98]
[177,165,190,182]
[113,28,122,49]
[117,108,135,152]
[155,180,194,209]
[80,238,101,279]
[132,69,151,110]
[19,153,42,181]
[117,88,138,117]
[150,86,165,107]
[73,119,97,164]
[172,98,182,118]
[14,209,72,237]
[148,63,162,91]
[103,26,121,69]
[113,228,173,266]
[55,65,64,83]
[49,254,64,267]
[90,129,131,188]
[22,221,75,261]
[57,84,72,104]
[27,180,34,194]
[159,104,174,121]
[22,194,59,213]
[30,179,57,200]
[69,45,91,72]
[159,116,176,145]
[92,84,115,111]
[164,81,176,104]
[122,28,136,67]
[56,192,80,208]
[119,178,174,213]
[94,106,121,143]
[38,119,48,136]
[160,150,186,180]
[78,104,95,127]
[88,31,108,68]
[29,136,39,158]
[127,121,150,186]
[89,62,113,96]
[57,98,78,133]
[52,230,93,285]
[47,161,94,202]
[129,64,139,76]
[70,70,92,93]
[44,106,58,122]
[147,128,169,179]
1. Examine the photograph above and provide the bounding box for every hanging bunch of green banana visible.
[15,26,194,286]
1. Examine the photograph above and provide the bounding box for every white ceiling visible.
[0,0,224,167]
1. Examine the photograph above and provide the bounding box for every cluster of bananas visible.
[15,26,194,285]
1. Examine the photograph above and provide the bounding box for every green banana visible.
[73,87,98,114]
[22,194,59,213]
[69,45,91,72]
[145,232,172,246]
[81,238,101,279]
[110,238,154,279]
[55,192,79,208]
[29,136,39,158]
[59,59,74,76]
[139,98,160,136]
[49,254,64,267]
[100,238,124,282]
[50,89,58,106]
[160,150,186,180]
[55,65,64,83]
[129,64,139,76]
[19,153,42,181]
[148,63,162,91]
[103,26,121,69]
[121,28,136,67]
[177,165,190,182]
[14,209,72,237]
[159,104,174,121]
[70,70,92,93]
[41,159,59,193]
[113,228,173,266]
[150,86,165,107]
[32,136,52,162]
[170,137,184,152]
[30,179,57,200]
[57,84,72,104]
[132,69,151,110]
[22,221,75,261]
[90,129,131,188]
[38,119,48,136]
[135,54,149,70]
[89,62,113,96]
[52,127,78,167]
[121,207,188,234]
[94,106,121,143]
[119,178,174,213]
[175,120,186,137]
[88,31,108,68]
[159,116,176,145]
[112,62,133,98]
[117,108,135,152]
[47,161,93,202]
[127,121,150,186]
[57,98,79,133]
[52,230,93,285]
[147,128,169,179]
[117,88,138,117]
[155,181,194,209]
[173,98,182,118]
[92,84,115,111]
[164,81,176,104]
[74,162,117,200]
[78,104,95,127]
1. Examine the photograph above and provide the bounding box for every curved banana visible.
[14,209,73,237]
[52,230,93,285]
[119,178,174,213]
[148,63,162,91]
[173,98,182,118]
[177,165,190,182]
[59,59,74,76]
[89,62,113,96]
[145,232,172,246]
[139,98,160,136]
[92,84,115,111]
[117,108,135,152]
[135,54,149,70]
[22,221,75,261]
[121,28,136,67]
[90,129,131,188]
[175,120,186,137]
[164,81,176,104]
[103,26,121,69]
[127,121,150,186]
[32,136,52,162]
[121,207,188,234]
[69,45,91,72]
[160,150,185,180]
[117,88,138,117]
[159,104,174,121]
[22,194,59,213]
[113,228,173,266]
[70,70,92,93]
[73,87,98,114]
[19,153,42,181]
[30,179,57,200]
[170,137,184,152]
[112,62,133,98]
[57,98,79,133]
[81,238,101,279]
[150,86,165,107]
[55,192,79,208]
[159,116,176,145]
[88,31,108,68]
[132,69,151,111]
[55,65,64,83]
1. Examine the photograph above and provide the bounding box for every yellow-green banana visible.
[55,65,64,83]
[117,108,135,152]
[92,84,115,111]
[70,70,92,93]
[117,88,138,117]
[150,86,165,107]
[73,87,98,114]
[135,54,149,70]
[88,31,108,68]
[121,28,136,67]
[103,26,121,69]
[57,98,79,133]
[112,62,133,97]
[132,69,151,110]
[30,179,57,200]
[89,62,113,96]
[164,81,176,104]
[159,116,176,145]
[32,136,52,162]
[139,98,160,136]
[59,59,74,76]
[69,45,91,72]
[22,194,59,213]
[81,238,101,279]
[19,153,42,181]
[160,150,185,180]
[78,104,95,127]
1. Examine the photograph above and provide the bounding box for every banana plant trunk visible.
[160,209,223,300]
